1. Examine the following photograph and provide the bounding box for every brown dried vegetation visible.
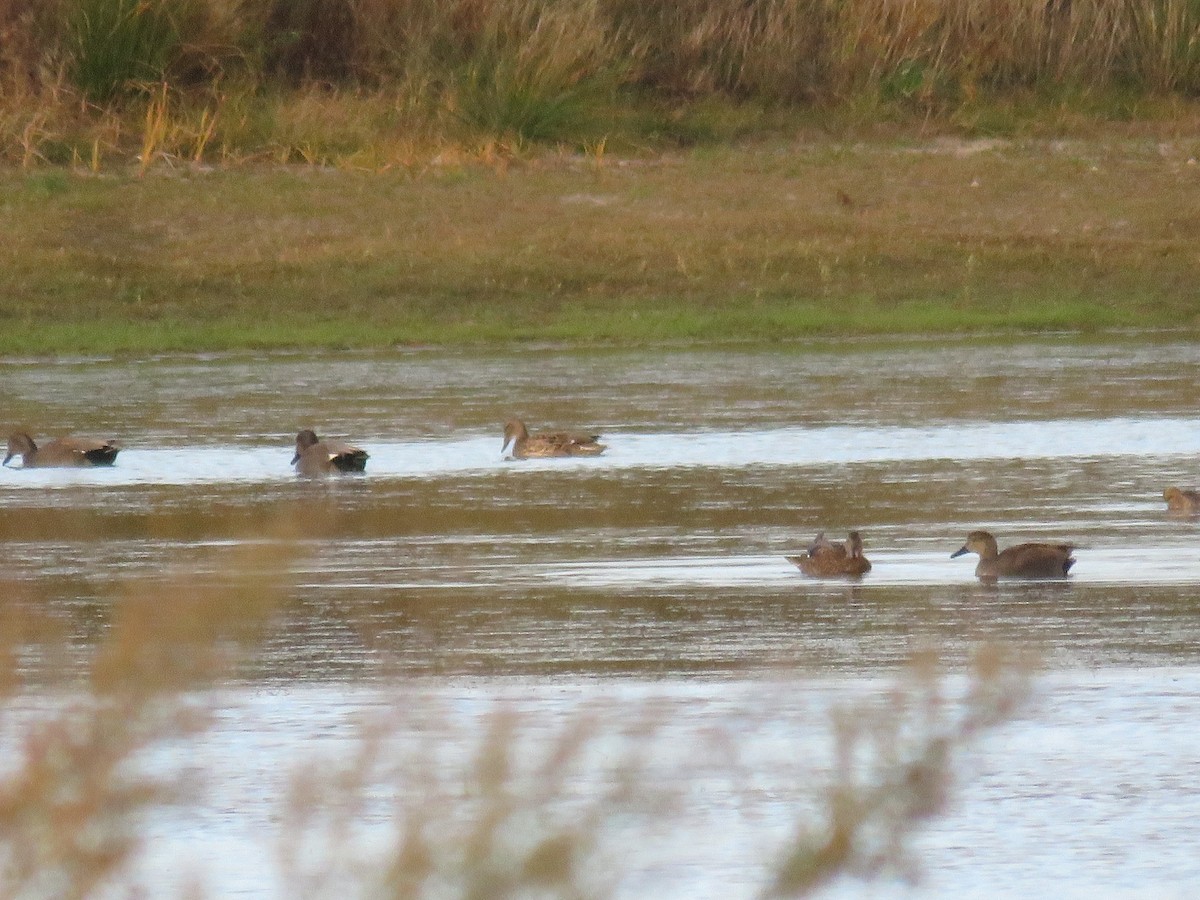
[0,522,1031,894]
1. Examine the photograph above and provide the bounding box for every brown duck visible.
[291,429,368,477]
[787,530,872,578]
[502,419,606,459]
[951,530,1074,580]
[1163,486,1200,514]
[4,432,119,468]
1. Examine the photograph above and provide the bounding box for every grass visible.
[0,531,291,896]
[18,0,1200,105]
[8,0,1200,168]
[0,516,1034,895]
[0,130,1198,355]
[66,0,180,104]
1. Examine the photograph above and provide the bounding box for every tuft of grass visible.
[768,647,1032,894]
[1131,0,1200,92]
[450,0,626,145]
[22,169,70,197]
[136,80,169,174]
[66,0,182,104]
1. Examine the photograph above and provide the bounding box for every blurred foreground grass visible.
[0,521,1033,896]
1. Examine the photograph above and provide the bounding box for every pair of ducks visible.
[0,429,366,477]
[789,529,1076,581]
[793,483,1200,580]
[0,429,372,477]
[293,420,607,477]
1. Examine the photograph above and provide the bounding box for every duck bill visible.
[950,546,969,559]
[1,452,12,466]
[290,452,301,465]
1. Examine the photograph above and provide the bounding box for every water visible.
[2,335,1200,896]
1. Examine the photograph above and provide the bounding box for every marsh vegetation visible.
[1,1,1198,352]
[4,0,1200,166]
[3,135,1199,353]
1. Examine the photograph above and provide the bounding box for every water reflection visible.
[3,336,1200,896]
[93,670,1200,898]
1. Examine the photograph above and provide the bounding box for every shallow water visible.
[3,335,1200,896]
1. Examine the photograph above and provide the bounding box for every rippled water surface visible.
[3,336,1200,896]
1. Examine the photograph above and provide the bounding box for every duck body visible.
[292,429,368,477]
[4,432,119,468]
[951,530,1074,580]
[502,419,605,459]
[1164,486,1200,514]
[787,530,872,578]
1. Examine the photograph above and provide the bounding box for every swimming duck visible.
[951,530,1074,580]
[787,530,872,577]
[502,419,606,459]
[3,432,119,468]
[291,429,368,477]
[1163,486,1200,514]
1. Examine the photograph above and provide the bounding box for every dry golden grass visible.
[0,527,296,897]
[768,646,1030,893]
[3,0,1200,168]
[0,508,1032,896]
[273,647,1031,898]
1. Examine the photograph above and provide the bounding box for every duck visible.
[951,530,1074,580]
[291,429,368,477]
[502,419,606,459]
[3,432,119,468]
[1163,486,1200,514]
[787,530,872,577]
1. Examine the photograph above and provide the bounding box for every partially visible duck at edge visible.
[951,530,1074,580]
[291,429,369,477]
[787,530,872,578]
[1163,486,1200,515]
[4,432,119,468]
[502,419,606,459]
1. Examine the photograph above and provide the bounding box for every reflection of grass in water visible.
[0,525,1032,896]
[276,646,1031,898]
[0,533,294,896]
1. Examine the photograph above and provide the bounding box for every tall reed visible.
[1130,0,1200,91]
[18,0,1200,104]
[3,0,1200,165]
